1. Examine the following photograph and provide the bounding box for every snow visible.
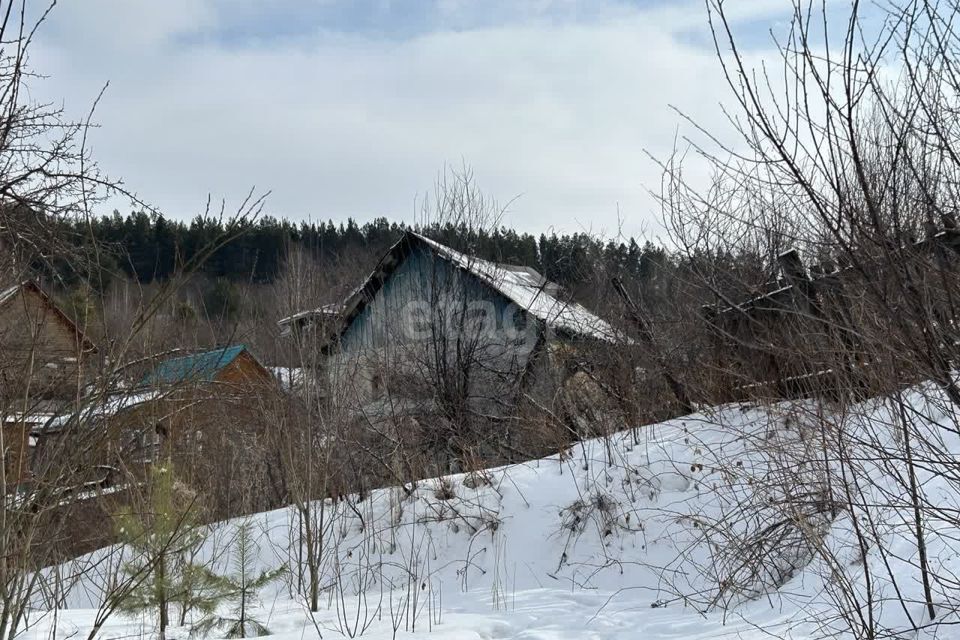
[412,232,621,342]
[23,390,162,435]
[9,481,128,510]
[269,367,305,392]
[19,380,960,639]
[0,281,22,306]
[277,304,343,328]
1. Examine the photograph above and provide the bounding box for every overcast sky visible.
[29,0,791,238]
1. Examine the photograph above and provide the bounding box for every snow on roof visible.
[8,479,130,510]
[285,232,623,344]
[22,389,163,436]
[278,303,344,327]
[97,389,163,415]
[410,233,620,342]
[0,281,23,306]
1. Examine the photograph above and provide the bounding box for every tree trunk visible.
[157,556,169,640]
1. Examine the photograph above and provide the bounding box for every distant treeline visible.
[52,211,666,290]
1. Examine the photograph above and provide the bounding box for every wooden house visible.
[278,303,344,340]
[0,280,96,403]
[74,345,287,517]
[0,280,95,488]
[140,344,274,389]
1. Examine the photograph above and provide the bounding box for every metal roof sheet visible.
[140,344,246,386]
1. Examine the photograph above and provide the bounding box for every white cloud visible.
[28,0,783,238]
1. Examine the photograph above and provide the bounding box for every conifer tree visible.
[193,519,287,638]
[114,463,223,640]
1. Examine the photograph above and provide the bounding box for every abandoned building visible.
[283,231,620,427]
[112,344,285,514]
[0,280,96,403]
[278,302,344,339]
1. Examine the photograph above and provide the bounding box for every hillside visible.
[32,378,960,639]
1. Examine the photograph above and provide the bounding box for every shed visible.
[139,344,274,388]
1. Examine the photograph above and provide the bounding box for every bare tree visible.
[0,4,269,638]
[649,1,960,635]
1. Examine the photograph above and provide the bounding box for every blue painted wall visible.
[332,244,547,414]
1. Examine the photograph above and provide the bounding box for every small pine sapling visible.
[114,463,224,639]
[176,556,228,627]
[193,520,287,638]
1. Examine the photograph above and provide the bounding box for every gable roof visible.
[140,344,250,386]
[332,231,620,344]
[0,283,22,306]
[0,280,96,352]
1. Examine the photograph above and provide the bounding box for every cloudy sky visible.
[29,0,792,238]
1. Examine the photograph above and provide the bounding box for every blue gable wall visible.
[332,244,547,414]
[339,244,533,353]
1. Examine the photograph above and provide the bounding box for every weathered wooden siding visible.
[1,422,28,487]
[0,286,90,403]
[217,350,276,386]
[330,246,546,416]
[102,380,288,519]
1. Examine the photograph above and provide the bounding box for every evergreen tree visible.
[203,278,241,323]
[63,285,97,331]
[193,520,286,639]
[114,464,223,640]
[40,208,665,297]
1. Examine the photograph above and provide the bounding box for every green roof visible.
[140,345,247,387]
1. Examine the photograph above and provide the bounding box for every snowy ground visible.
[22,383,960,639]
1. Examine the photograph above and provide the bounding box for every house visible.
[139,344,274,389]
[89,345,287,517]
[0,280,96,488]
[317,231,620,426]
[0,280,96,403]
[25,344,291,516]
